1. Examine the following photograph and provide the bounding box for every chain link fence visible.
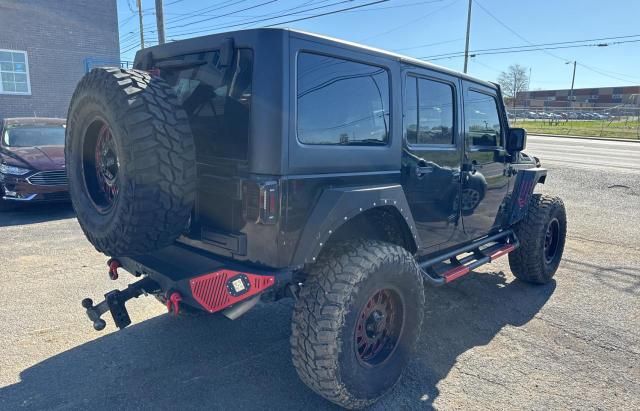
[507,106,640,139]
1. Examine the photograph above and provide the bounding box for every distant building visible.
[516,85,640,108]
[0,0,119,119]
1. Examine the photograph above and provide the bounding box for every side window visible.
[405,75,455,145]
[464,90,502,147]
[297,53,389,145]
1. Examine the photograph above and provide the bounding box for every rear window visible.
[297,52,390,145]
[161,49,253,160]
[3,125,65,147]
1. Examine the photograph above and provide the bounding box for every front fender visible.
[290,184,419,267]
[509,167,548,225]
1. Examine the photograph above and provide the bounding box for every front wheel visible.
[509,194,567,284]
[290,240,425,409]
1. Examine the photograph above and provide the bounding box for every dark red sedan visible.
[0,117,68,205]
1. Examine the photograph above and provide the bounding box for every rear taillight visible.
[258,181,279,224]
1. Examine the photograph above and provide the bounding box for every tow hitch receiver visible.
[81,277,160,331]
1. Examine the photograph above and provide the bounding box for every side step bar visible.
[419,230,519,287]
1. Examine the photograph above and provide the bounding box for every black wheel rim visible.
[82,119,120,213]
[544,218,560,264]
[355,288,404,367]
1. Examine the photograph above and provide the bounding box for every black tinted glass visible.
[465,90,502,147]
[405,76,454,145]
[4,126,65,147]
[163,49,253,160]
[297,53,389,145]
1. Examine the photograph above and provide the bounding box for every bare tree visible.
[497,64,529,107]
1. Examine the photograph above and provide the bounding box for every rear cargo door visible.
[158,48,254,238]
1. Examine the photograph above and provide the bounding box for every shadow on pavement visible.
[0,271,554,410]
[0,202,75,227]
[563,258,639,295]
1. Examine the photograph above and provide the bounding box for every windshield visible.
[3,125,66,147]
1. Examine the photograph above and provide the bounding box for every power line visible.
[393,38,463,52]
[166,0,354,35]
[422,39,640,60]
[473,0,565,63]
[338,0,444,13]
[164,0,251,25]
[578,63,640,83]
[420,34,640,59]
[165,0,391,38]
[358,0,457,42]
[471,1,640,85]
[264,0,389,27]
[164,0,280,31]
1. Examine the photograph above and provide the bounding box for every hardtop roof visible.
[286,28,496,89]
[138,28,497,90]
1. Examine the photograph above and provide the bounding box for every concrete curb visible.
[529,133,640,143]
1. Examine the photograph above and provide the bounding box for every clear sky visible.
[117,0,640,90]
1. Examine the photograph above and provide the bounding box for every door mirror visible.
[506,128,527,152]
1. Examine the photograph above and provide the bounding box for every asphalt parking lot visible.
[1,136,638,410]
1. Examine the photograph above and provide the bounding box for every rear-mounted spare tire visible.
[66,68,196,256]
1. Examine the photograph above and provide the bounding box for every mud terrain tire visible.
[509,194,567,284]
[66,68,196,256]
[291,240,425,409]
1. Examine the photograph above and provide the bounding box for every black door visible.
[401,70,463,251]
[461,82,510,239]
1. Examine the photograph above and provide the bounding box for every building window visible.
[297,52,389,145]
[0,49,30,95]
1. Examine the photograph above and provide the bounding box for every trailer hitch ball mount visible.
[82,277,160,331]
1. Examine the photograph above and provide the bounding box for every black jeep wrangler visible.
[66,29,566,409]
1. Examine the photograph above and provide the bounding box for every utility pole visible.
[566,61,577,109]
[463,0,473,73]
[155,0,166,45]
[136,0,145,49]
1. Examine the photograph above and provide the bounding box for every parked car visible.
[0,117,68,207]
[66,29,566,409]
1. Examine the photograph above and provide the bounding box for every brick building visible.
[0,0,119,119]
[516,85,640,108]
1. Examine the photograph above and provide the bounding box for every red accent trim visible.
[489,244,516,261]
[166,292,182,316]
[443,265,470,283]
[189,270,275,313]
[107,259,121,280]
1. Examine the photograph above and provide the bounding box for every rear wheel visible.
[290,240,424,409]
[66,68,196,256]
[509,194,567,284]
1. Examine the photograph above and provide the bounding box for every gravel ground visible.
[0,138,638,410]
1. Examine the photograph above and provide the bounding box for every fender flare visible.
[508,167,548,225]
[290,184,420,267]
